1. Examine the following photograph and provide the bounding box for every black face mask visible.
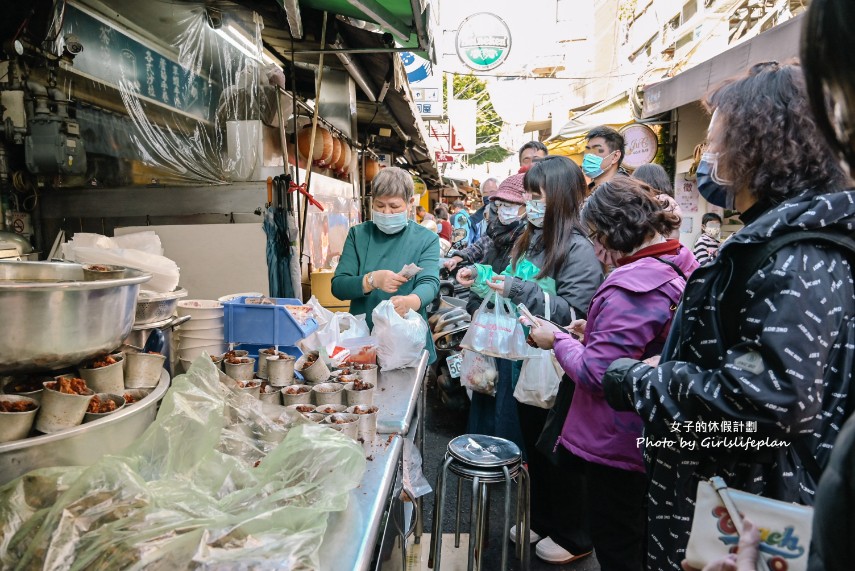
[696,160,731,209]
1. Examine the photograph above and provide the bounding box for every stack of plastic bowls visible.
[176,300,226,362]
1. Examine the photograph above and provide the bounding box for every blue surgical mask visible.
[696,153,733,209]
[482,196,490,206]
[525,200,546,228]
[372,210,409,234]
[581,153,604,178]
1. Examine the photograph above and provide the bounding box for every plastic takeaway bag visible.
[460,291,529,360]
[402,439,432,499]
[298,295,337,352]
[460,350,498,396]
[372,300,428,370]
[515,348,563,408]
[514,291,564,408]
[338,313,370,341]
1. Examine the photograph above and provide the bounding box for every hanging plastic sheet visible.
[0,357,366,570]
[58,0,282,186]
[305,195,361,270]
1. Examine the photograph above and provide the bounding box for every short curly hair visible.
[704,61,845,205]
[582,177,681,254]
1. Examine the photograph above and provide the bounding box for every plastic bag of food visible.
[460,350,498,396]
[372,300,428,370]
[460,291,529,360]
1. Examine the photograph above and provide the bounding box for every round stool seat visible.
[448,456,522,482]
[447,434,522,468]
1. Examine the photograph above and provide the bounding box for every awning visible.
[523,119,551,134]
[546,93,633,158]
[642,13,804,118]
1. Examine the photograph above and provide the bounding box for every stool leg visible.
[429,455,454,569]
[467,476,481,571]
[455,477,463,548]
[515,471,524,561]
[520,466,532,571]
[476,482,489,571]
[500,466,512,571]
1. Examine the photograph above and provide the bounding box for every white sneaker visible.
[534,537,593,564]
[509,525,541,544]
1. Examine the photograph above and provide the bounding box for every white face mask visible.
[703,224,721,239]
[497,204,522,225]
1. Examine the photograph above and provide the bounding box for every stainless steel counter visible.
[375,351,428,435]
[319,351,428,571]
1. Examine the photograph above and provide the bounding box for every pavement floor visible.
[418,374,601,571]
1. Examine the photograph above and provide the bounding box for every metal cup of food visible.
[302,412,327,424]
[181,353,222,374]
[296,352,330,383]
[281,384,312,406]
[324,412,360,440]
[124,351,166,388]
[221,349,249,360]
[235,379,262,399]
[311,382,344,406]
[36,377,94,433]
[83,393,126,422]
[347,362,379,385]
[223,356,256,381]
[0,395,40,442]
[82,264,127,281]
[79,354,124,394]
[121,388,152,405]
[259,382,282,404]
[2,375,51,404]
[257,348,283,379]
[313,403,347,416]
[284,403,317,420]
[343,380,375,407]
[346,404,379,441]
[267,354,297,386]
[337,373,360,386]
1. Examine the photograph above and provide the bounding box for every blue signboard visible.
[63,4,215,120]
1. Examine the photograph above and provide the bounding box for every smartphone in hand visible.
[517,303,571,334]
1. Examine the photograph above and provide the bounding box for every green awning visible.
[298,0,431,56]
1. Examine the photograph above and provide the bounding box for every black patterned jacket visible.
[603,190,855,570]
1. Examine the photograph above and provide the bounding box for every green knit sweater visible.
[332,220,440,364]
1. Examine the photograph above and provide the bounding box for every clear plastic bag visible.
[460,291,529,360]
[372,300,428,370]
[0,356,366,570]
[402,439,432,499]
[460,350,498,396]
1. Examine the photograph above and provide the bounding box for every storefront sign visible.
[455,13,512,72]
[447,99,476,154]
[620,124,659,169]
[435,152,455,163]
[403,51,443,119]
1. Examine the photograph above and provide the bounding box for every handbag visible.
[514,292,563,409]
[685,476,813,571]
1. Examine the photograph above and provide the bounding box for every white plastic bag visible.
[67,245,180,292]
[515,349,563,408]
[372,300,428,370]
[514,292,566,408]
[460,291,529,360]
[338,313,370,341]
[460,350,498,396]
[299,296,338,353]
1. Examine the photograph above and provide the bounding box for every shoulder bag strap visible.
[652,256,687,281]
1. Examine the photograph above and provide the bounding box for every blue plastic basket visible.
[223,296,318,346]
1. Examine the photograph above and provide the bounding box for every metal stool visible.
[428,434,531,571]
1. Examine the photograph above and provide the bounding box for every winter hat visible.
[491,173,527,204]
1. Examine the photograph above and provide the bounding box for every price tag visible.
[447,352,463,379]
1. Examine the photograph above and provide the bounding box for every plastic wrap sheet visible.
[305,196,361,269]
[60,1,282,186]
[0,357,366,570]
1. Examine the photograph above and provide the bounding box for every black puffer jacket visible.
[603,190,855,570]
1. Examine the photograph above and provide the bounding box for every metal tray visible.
[0,369,170,485]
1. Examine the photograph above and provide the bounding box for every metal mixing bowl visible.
[0,261,151,373]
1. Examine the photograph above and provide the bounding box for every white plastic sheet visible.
[0,357,366,570]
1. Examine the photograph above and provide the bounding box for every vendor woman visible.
[332,166,440,363]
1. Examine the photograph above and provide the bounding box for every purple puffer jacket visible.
[554,245,699,472]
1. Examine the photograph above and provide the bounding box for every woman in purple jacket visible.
[524,177,698,571]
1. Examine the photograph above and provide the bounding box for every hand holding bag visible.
[685,476,813,571]
[514,291,563,408]
[460,291,529,360]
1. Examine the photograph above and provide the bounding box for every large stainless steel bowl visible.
[0,261,151,372]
